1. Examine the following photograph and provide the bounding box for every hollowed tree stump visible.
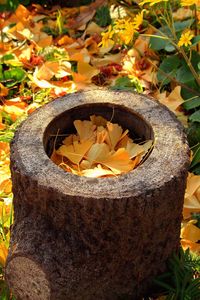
[6,90,190,300]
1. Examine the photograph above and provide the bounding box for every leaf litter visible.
[51,115,153,178]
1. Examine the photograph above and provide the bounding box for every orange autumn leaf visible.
[181,239,200,254]
[106,122,123,150]
[183,173,200,219]
[0,243,8,267]
[4,99,27,109]
[77,61,99,82]
[126,141,146,158]
[50,149,63,166]
[15,4,30,21]
[74,119,96,141]
[57,139,93,165]
[155,86,184,113]
[100,148,135,175]
[90,115,107,126]
[0,179,12,194]
[57,35,74,46]
[181,221,200,243]
[86,142,110,166]
[96,127,108,144]
[36,35,53,48]
[0,83,9,97]
[36,61,60,81]
[53,115,153,177]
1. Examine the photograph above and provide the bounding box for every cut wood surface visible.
[6,89,190,299]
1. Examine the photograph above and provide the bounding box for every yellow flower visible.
[178,30,194,47]
[132,11,144,30]
[99,26,114,48]
[181,0,199,6]
[121,21,136,45]
[139,0,168,6]
[114,19,136,45]
[114,19,126,30]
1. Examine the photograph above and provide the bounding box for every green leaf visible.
[157,55,180,84]
[192,213,200,228]
[187,122,200,147]
[95,5,111,27]
[1,54,15,62]
[164,43,176,52]
[181,79,199,110]
[111,76,143,93]
[4,67,26,87]
[150,19,195,52]
[1,111,13,125]
[149,34,169,51]
[189,110,200,123]
[192,35,200,47]
[0,64,4,82]
[191,163,200,175]
[183,96,200,110]
[174,19,195,32]
[0,131,14,143]
[176,64,194,84]
[176,52,200,85]
[190,143,200,169]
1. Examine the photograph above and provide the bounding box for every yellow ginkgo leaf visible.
[126,141,145,159]
[90,115,107,127]
[63,134,79,146]
[181,221,200,243]
[106,122,123,150]
[86,143,110,166]
[96,127,108,144]
[74,119,95,141]
[50,150,63,166]
[100,148,135,174]
[181,239,200,253]
[80,159,91,170]
[57,139,93,165]
[186,173,200,196]
[81,164,114,178]
[73,140,93,157]
[184,194,200,210]
[77,61,99,82]
[155,86,184,113]
[116,135,132,149]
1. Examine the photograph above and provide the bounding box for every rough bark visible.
[6,89,190,300]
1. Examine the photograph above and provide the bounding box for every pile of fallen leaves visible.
[51,115,152,177]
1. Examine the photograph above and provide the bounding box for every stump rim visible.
[10,89,190,199]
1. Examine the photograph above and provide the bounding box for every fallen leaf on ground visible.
[53,115,153,178]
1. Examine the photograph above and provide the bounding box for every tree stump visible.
[6,89,190,300]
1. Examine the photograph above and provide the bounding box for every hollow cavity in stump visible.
[49,109,154,178]
[6,90,190,300]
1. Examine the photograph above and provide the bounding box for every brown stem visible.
[179,48,200,87]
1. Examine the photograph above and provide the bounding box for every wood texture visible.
[6,89,190,299]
